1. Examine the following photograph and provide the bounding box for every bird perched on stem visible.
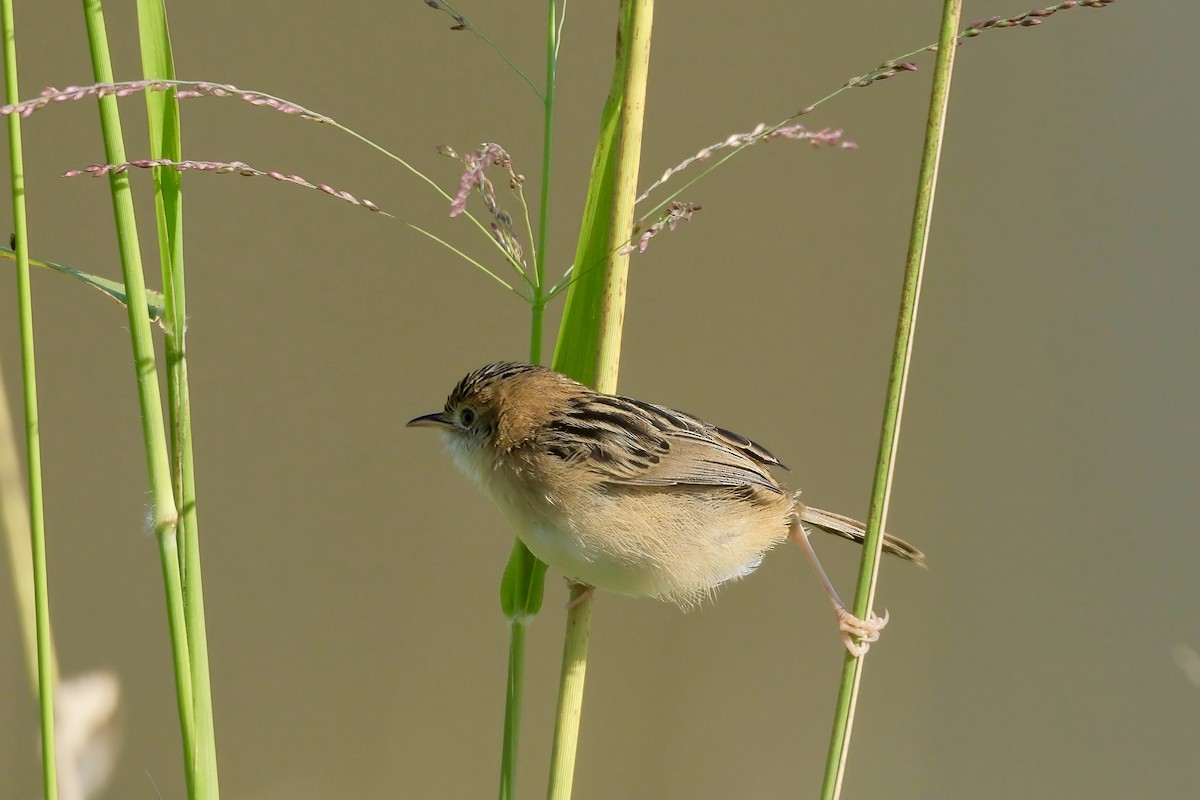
[409,362,924,656]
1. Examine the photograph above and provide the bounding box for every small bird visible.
[408,362,924,655]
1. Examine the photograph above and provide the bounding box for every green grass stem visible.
[528,0,560,366]
[2,1,58,795]
[156,518,196,795]
[137,2,221,797]
[545,2,654,798]
[819,2,962,798]
[497,3,564,797]
[545,583,594,800]
[80,1,205,796]
[589,0,650,391]
[498,617,527,800]
[80,1,179,583]
[499,4,568,796]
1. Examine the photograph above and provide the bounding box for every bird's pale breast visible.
[487,445,792,604]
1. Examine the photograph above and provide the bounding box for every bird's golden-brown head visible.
[407,362,587,453]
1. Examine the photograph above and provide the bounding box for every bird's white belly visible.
[473,451,779,603]
[519,520,667,598]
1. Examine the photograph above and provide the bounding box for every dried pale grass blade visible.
[54,670,122,800]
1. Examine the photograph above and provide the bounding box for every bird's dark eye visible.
[459,407,477,427]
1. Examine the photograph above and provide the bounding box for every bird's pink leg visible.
[789,500,888,657]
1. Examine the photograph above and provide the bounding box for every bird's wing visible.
[540,394,785,493]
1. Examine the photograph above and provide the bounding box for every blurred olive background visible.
[2,1,1197,798]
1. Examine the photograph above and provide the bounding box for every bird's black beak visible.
[406,411,452,429]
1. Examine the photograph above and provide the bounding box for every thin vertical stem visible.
[80,1,202,796]
[498,620,527,800]
[2,1,57,796]
[157,523,196,798]
[545,584,593,800]
[82,0,177,524]
[78,6,179,563]
[499,4,561,797]
[592,0,651,393]
[529,0,559,366]
[135,3,221,795]
[545,2,654,799]
[530,303,545,366]
[819,2,962,799]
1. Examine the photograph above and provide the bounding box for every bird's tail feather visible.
[798,506,926,566]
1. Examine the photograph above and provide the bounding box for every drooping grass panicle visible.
[635,123,854,205]
[442,142,535,281]
[637,0,1120,220]
[956,0,1118,42]
[2,78,544,299]
[423,0,544,99]
[526,2,1124,318]
[64,158,386,214]
[423,0,467,30]
[446,143,522,221]
[546,199,697,299]
[0,80,331,122]
[853,1,1121,66]
[62,156,522,296]
[619,201,701,256]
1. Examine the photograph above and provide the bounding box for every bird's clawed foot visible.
[836,606,889,657]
